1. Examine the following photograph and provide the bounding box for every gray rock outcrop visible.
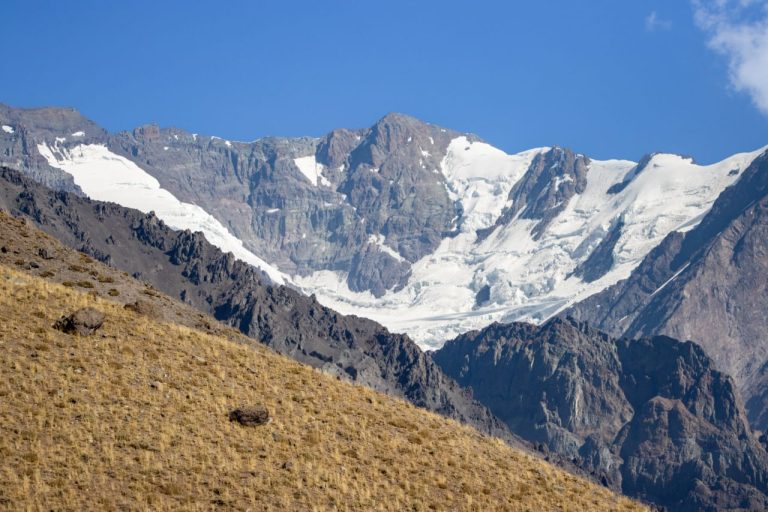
[433,317,768,511]
[567,149,768,431]
[53,307,105,336]
[479,147,590,241]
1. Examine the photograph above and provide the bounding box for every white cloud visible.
[646,11,672,31]
[693,0,768,114]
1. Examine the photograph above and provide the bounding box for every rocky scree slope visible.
[433,317,768,512]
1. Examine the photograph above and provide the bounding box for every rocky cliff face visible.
[567,150,768,430]
[1,104,471,297]
[0,166,517,445]
[480,147,590,240]
[103,112,463,296]
[433,317,768,511]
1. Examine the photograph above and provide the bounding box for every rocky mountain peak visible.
[348,112,456,170]
[132,123,162,141]
[479,146,590,241]
[0,103,106,142]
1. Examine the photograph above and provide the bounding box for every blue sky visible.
[2,0,767,162]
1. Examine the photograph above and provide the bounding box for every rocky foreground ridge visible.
[434,318,768,511]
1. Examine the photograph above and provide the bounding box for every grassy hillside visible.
[0,265,646,510]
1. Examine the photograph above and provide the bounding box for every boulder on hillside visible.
[53,307,105,336]
[229,405,270,426]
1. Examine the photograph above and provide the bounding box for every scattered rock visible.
[53,307,106,336]
[124,300,158,318]
[0,246,6,253]
[281,461,294,471]
[228,405,270,426]
[37,247,54,260]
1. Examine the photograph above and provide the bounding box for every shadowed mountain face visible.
[567,150,768,430]
[0,166,517,446]
[433,317,768,512]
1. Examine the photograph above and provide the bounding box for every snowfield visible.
[37,142,287,285]
[294,139,767,349]
[294,155,331,187]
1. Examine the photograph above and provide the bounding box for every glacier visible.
[293,138,766,349]
[37,142,287,285]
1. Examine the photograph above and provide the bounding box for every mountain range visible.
[3,103,763,347]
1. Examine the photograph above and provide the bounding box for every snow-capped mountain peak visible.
[2,104,765,348]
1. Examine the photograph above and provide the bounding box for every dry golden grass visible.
[0,265,647,511]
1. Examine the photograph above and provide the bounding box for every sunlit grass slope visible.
[0,264,646,511]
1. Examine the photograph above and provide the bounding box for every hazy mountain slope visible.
[433,318,768,512]
[0,167,514,443]
[0,265,647,511]
[567,149,768,429]
[2,104,762,348]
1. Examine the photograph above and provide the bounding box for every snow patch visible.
[294,155,331,186]
[368,234,406,263]
[71,131,85,137]
[650,263,691,297]
[2,125,14,134]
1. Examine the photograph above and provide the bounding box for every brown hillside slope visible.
[0,211,246,343]
[0,265,646,511]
